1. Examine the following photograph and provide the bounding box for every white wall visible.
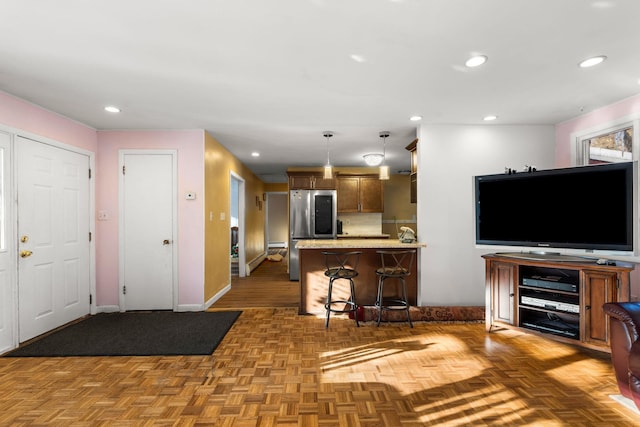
[416,124,556,306]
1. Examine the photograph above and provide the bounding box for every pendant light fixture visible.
[323,131,334,179]
[379,131,390,180]
[363,153,384,166]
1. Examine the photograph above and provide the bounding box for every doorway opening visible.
[266,192,288,249]
[230,172,246,277]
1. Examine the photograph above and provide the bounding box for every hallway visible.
[214,254,299,309]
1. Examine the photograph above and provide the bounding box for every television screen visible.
[474,162,635,252]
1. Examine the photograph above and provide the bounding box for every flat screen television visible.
[474,162,635,253]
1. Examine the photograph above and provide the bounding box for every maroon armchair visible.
[603,302,640,408]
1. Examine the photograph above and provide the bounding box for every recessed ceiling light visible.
[104,106,120,113]
[591,1,614,9]
[409,115,423,121]
[251,152,260,157]
[483,115,498,121]
[465,55,487,68]
[350,54,366,63]
[579,55,607,68]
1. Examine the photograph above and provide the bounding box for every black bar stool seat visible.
[322,251,362,328]
[375,249,416,327]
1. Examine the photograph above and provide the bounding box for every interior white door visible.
[0,131,15,353]
[17,136,90,342]
[121,151,175,310]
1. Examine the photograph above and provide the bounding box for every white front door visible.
[0,131,15,353]
[120,151,176,311]
[17,136,90,342]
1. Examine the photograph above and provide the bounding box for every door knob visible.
[20,250,33,258]
[163,239,171,245]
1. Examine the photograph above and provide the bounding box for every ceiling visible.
[1,1,640,183]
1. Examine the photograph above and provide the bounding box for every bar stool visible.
[375,249,416,327]
[322,251,362,328]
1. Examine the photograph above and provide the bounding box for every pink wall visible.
[0,91,97,151]
[555,93,640,167]
[0,90,208,309]
[96,131,205,307]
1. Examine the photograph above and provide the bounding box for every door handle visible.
[163,239,171,245]
[20,250,33,258]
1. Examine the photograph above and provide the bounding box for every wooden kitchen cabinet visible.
[288,172,335,190]
[337,175,383,213]
[337,177,359,211]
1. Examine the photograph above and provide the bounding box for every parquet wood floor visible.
[1,260,639,426]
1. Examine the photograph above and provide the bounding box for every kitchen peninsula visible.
[296,239,426,315]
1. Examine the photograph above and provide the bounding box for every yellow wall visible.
[265,182,288,192]
[382,174,417,237]
[204,132,265,302]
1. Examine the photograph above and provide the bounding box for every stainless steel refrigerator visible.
[289,189,337,280]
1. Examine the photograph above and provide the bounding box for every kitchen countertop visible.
[336,233,390,239]
[295,238,425,249]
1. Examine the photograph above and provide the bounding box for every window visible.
[576,119,638,166]
[585,126,633,164]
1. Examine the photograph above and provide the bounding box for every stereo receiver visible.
[522,276,578,293]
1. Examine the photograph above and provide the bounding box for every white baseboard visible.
[97,304,205,313]
[176,304,204,312]
[609,394,640,414]
[205,284,231,309]
[95,305,121,313]
[246,252,267,275]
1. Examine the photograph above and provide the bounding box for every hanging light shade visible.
[379,131,390,180]
[323,131,333,179]
[324,164,333,179]
[379,165,390,180]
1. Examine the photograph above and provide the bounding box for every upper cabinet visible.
[337,175,384,213]
[405,138,418,204]
[288,172,335,190]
